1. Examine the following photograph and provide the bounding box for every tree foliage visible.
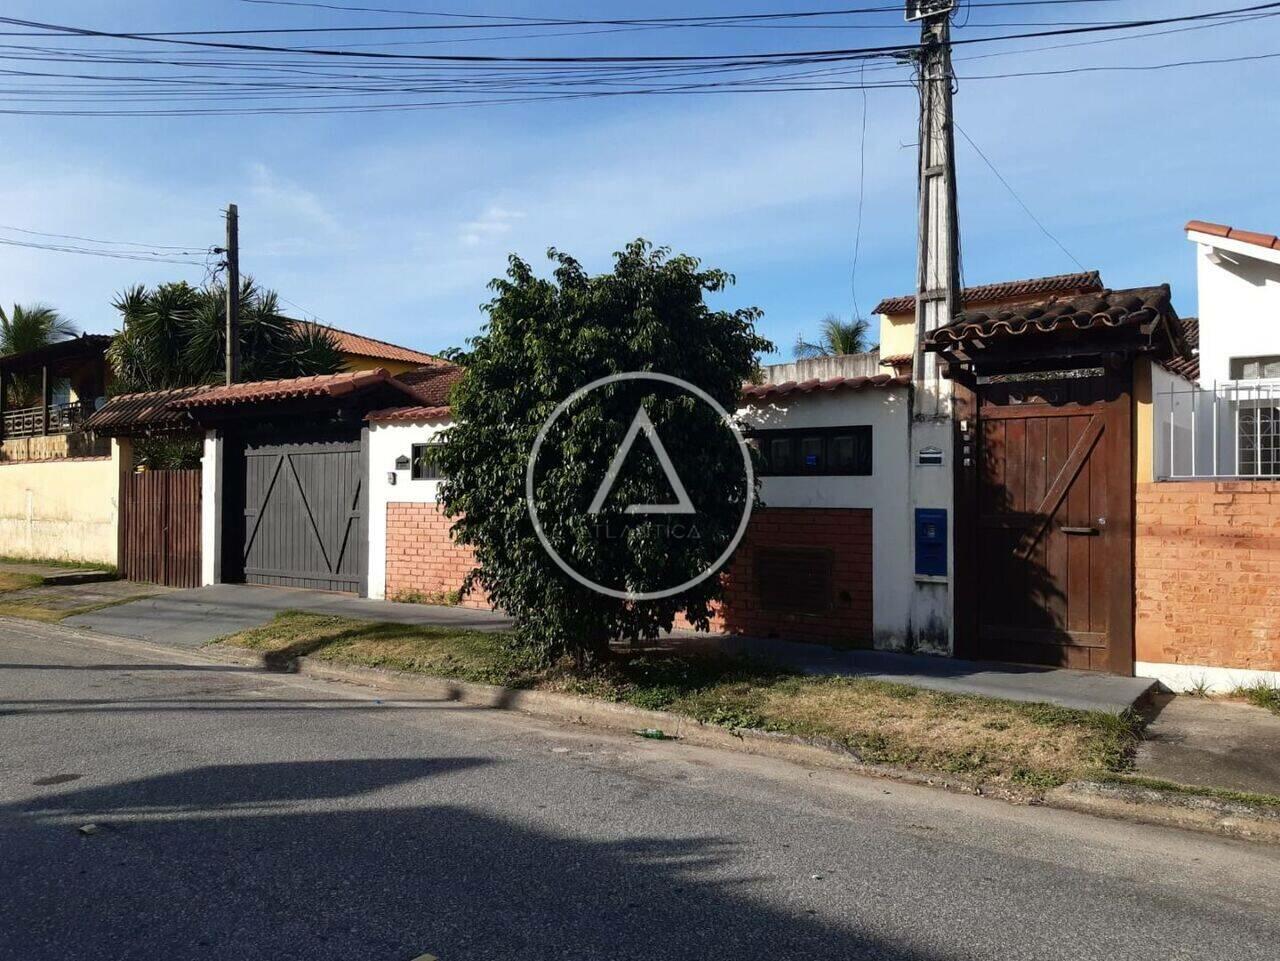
[0,303,79,406]
[437,241,773,664]
[793,313,872,359]
[107,277,343,394]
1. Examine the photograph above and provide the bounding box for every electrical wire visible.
[954,122,1086,271]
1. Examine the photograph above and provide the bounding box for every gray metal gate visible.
[241,437,365,592]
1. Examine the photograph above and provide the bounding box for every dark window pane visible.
[829,435,855,471]
[768,437,794,474]
[800,436,823,471]
[411,443,443,480]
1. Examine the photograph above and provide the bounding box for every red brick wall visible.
[1136,482,1280,671]
[385,502,489,609]
[679,507,873,647]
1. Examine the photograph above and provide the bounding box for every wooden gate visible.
[239,438,365,593]
[119,469,202,587]
[969,372,1133,673]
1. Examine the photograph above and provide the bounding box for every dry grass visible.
[220,612,1143,791]
[0,572,44,594]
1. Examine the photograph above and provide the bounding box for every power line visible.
[0,222,207,253]
[0,236,206,265]
[954,122,1086,272]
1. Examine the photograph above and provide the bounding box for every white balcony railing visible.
[1155,379,1280,480]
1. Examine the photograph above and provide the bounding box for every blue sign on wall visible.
[915,508,947,577]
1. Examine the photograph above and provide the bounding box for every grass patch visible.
[220,612,1144,791]
[0,554,116,574]
[0,572,44,594]
[1237,682,1280,716]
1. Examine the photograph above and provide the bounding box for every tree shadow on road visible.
[2,757,938,961]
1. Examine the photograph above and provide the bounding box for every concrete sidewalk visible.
[665,631,1157,714]
[63,583,513,647]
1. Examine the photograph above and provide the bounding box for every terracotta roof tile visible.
[1159,316,1199,382]
[872,271,1103,317]
[878,353,913,368]
[394,364,464,406]
[741,373,909,403]
[294,321,447,366]
[925,285,1172,347]
[83,384,213,435]
[367,405,452,423]
[1186,219,1280,251]
[170,368,420,409]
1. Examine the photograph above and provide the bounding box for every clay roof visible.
[294,321,446,366]
[170,368,421,409]
[925,285,1173,347]
[1186,220,1280,252]
[872,271,1103,317]
[367,405,452,423]
[394,364,464,405]
[878,352,913,368]
[1159,316,1199,382]
[82,384,212,435]
[740,373,909,403]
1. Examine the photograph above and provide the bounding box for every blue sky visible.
[0,1,1276,362]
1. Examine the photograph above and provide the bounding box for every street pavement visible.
[1,619,1278,961]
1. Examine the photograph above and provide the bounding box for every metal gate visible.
[970,372,1133,673]
[240,437,365,592]
[119,469,202,588]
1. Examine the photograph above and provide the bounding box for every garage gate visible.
[237,435,367,593]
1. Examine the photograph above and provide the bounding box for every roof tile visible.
[367,405,452,423]
[295,321,446,366]
[872,271,1103,317]
[1186,220,1280,251]
[170,368,419,409]
[83,384,213,435]
[741,373,909,403]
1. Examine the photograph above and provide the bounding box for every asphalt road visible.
[2,621,1277,961]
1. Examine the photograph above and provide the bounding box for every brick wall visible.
[385,502,489,609]
[680,507,873,647]
[1136,481,1280,671]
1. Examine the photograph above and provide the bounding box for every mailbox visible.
[915,508,947,577]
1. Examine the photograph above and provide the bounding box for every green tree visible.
[107,277,343,394]
[793,313,872,359]
[437,241,773,664]
[0,303,80,406]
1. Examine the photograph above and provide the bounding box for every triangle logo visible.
[588,405,696,516]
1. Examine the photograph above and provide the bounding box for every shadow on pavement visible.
[2,757,937,961]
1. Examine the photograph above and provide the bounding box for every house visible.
[1132,220,1280,691]
[0,319,439,569]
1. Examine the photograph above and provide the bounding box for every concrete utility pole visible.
[906,0,960,652]
[224,203,240,386]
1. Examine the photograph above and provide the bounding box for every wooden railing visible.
[1,399,96,438]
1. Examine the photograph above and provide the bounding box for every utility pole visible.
[224,203,240,386]
[906,1,960,652]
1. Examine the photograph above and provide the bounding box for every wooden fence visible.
[119,469,202,587]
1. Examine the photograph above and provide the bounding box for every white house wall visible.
[737,386,913,647]
[366,417,451,599]
[1190,230,1280,385]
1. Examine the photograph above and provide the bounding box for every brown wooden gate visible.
[969,372,1133,673]
[119,469,202,587]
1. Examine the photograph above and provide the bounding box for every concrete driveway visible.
[62,583,513,647]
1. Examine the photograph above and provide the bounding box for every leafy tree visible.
[107,277,343,394]
[437,241,773,665]
[793,313,872,359]
[0,303,79,406]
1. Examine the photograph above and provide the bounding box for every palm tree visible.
[0,303,80,406]
[793,313,872,360]
[108,277,343,394]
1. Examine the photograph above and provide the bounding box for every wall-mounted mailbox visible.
[395,455,410,470]
[918,446,944,466]
[915,508,947,577]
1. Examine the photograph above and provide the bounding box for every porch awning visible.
[82,385,212,436]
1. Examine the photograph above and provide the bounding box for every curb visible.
[1046,780,1280,843]
[204,644,1280,842]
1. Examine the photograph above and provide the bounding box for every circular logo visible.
[525,371,754,601]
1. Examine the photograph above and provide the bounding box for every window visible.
[1238,406,1280,476]
[749,426,872,476]
[410,443,444,480]
[1231,356,1280,381]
